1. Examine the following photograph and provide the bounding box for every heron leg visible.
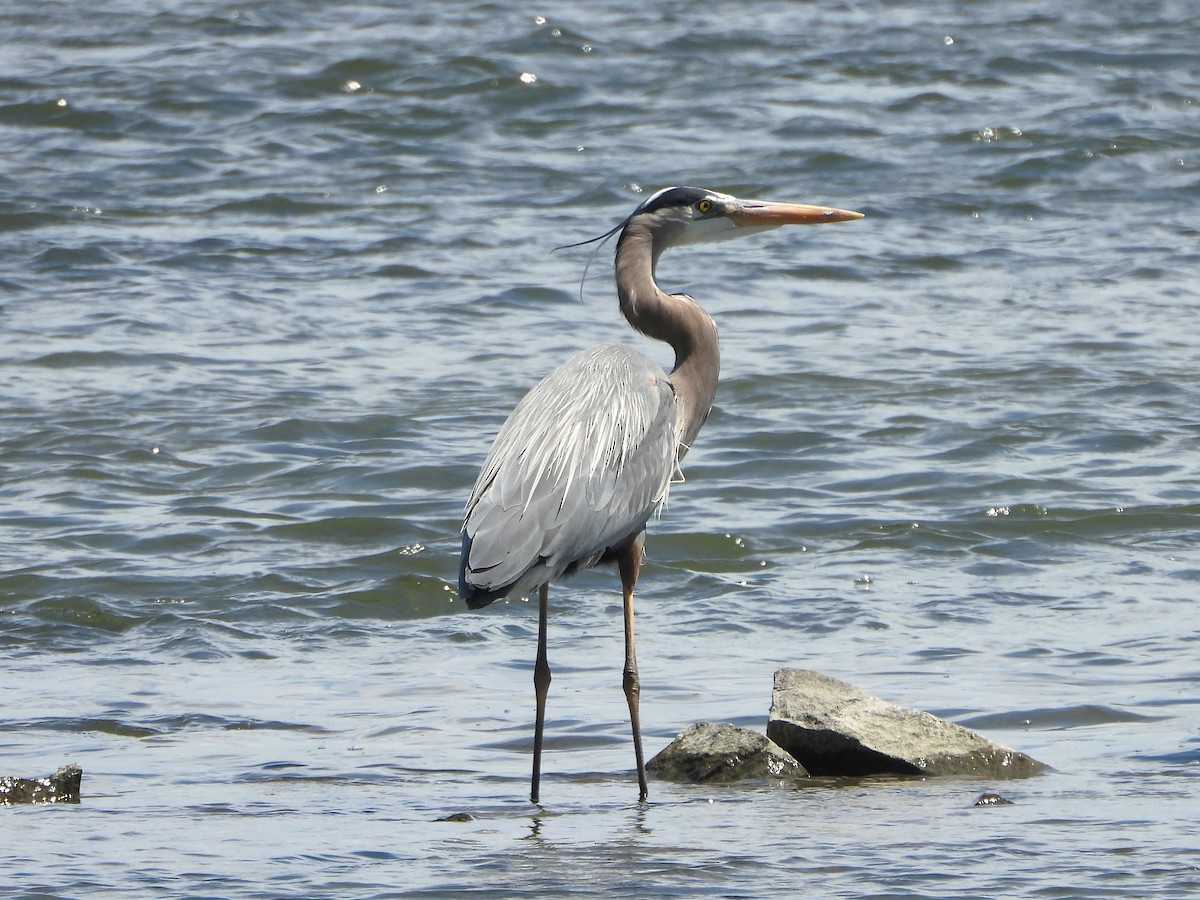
[618,537,648,802]
[531,583,550,805]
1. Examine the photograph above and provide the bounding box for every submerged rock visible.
[767,669,1045,778]
[435,812,476,822]
[648,721,806,783]
[972,791,1014,807]
[0,764,83,804]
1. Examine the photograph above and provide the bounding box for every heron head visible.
[628,186,863,249]
[555,186,862,283]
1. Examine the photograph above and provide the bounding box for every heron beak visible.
[727,199,863,227]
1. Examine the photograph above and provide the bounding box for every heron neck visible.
[615,228,720,456]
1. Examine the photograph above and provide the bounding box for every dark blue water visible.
[3,2,1199,897]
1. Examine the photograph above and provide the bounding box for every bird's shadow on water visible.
[519,804,652,846]
[525,789,656,840]
[436,771,661,840]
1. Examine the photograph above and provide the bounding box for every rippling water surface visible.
[3,2,1199,897]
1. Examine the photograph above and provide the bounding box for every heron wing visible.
[461,343,677,603]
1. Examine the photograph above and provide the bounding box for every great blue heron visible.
[460,186,862,803]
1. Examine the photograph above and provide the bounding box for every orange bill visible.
[728,200,863,226]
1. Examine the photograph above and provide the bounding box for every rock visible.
[972,791,1014,807]
[0,764,83,804]
[766,669,1045,778]
[648,721,807,783]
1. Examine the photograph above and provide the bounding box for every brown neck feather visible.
[614,226,720,456]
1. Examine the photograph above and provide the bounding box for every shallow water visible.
[3,2,1199,897]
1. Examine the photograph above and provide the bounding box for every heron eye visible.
[696,199,713,215]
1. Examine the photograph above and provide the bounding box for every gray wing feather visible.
[462,343,677,597]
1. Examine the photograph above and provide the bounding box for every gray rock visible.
[766,669,1045,778]
[0,764,83,804]
[973,791,1014,806]
[648,721,807,783]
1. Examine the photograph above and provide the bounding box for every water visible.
[2,1,1199,896]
